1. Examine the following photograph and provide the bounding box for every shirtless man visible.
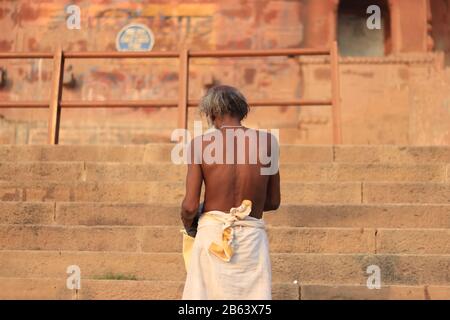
[180,85,280,300]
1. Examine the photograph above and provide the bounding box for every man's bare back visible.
[181,126,280,231]
[180,85,280,232]
[200,127,279,219]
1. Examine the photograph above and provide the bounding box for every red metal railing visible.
[0,41,342,144]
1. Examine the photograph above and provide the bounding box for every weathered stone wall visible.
[0,0,449,145]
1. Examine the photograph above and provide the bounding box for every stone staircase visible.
[0,144,449,300]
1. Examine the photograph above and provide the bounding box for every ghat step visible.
[0,250,448,286]
[0,225,448,255]
[0,162,448,182]
[1,181,449,203]
[0,144,449,299]
[2,202,449,228]
[0,145,449,163]
[1,278,448,300]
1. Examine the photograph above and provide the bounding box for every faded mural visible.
[0,0,449,145]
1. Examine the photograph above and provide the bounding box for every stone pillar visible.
[393,0,429,53]
[388,0,401,54]
[426,0,434,52]
[303,0,335,48]
[328,0,339,46]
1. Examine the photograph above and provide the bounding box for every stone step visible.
[0,145,332,163]
[334,145,450,164]
[264,204,450,229]
[0,225,376,254]
[1,144,448,301]
[300,284,450,300]
[0,278,298,300]
[2,278,448,300]
[0,225,450,254]
[0,181,363,203]
[0,225,448,254]
[0,250,448,286]
[0,145,171,163]
[362,182,450,204]
[0,145,449,164]
[0,202,55,225]
[276,163,447,183]
[1,162,447,183]
[375,229,450,254]
[3,202,449,228]
[1,181,449,204]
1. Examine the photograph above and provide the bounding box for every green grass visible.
[93,272,138,281]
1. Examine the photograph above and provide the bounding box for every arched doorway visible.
[430,0,450,65]
[337,0,391,56]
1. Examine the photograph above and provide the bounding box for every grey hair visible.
[199,85,249,121]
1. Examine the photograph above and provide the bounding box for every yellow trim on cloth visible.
[181,200,254,271]
[182,231,195,271]
[207,200,253,262]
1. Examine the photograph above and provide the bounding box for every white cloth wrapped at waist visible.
[182,200,272,300]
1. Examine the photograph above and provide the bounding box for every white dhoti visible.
[182,200,272,300]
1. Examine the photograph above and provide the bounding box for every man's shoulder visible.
[190,127,278,144]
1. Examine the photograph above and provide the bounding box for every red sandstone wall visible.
[0,0,449,145]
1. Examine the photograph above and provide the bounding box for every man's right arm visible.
[264,171,280,211]
[263,131,280,211]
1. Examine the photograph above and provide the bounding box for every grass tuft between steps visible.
[93,272,138,281]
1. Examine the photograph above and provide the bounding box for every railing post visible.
[330,41,342,145]
[48,45,64,144]
[178,48,189,132]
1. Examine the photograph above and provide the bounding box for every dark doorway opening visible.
[430,0,450,66]
[338,0,391,56]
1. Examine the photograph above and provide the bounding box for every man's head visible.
[199,85,249,128]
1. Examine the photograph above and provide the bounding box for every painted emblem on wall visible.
[116,23,155,51]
